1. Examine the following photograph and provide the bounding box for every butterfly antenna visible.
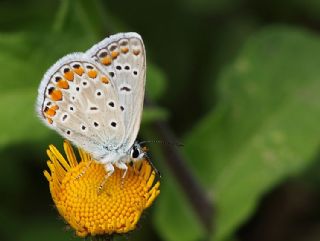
[139,140,183,178]
[139,140,184,147]
[144,152,162,178]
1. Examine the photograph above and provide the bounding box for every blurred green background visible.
[1,0,320,240]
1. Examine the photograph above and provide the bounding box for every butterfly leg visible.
[98,163,115,193]
[115,161,128,188]
[75,160,92,179]
[115,161,128,178]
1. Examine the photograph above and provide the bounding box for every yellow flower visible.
[43,140,160,237]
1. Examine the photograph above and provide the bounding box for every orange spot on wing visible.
[74,67,84,76]
[45,105,59,117]
[45,108,56,117]
[101,76,109,84]
[88,70,97,79]
[57,80,69,89]
[47,118,53,124]
[133,49,140,56]
[101,55,112,65]
[121,47,129,53]
[52,105,59,111]
[111,51,119,59]
[50,89,63,101]
[64,71,74,81]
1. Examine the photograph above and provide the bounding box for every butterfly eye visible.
[130,146,140,159]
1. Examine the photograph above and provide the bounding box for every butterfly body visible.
[37,33,146,176]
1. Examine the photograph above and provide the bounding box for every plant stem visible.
[52,0,70,33]
[146,98,214,232]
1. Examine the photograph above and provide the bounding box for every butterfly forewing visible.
[37,54,126,159]
[86,32,146,151]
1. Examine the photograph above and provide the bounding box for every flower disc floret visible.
[44,141,160,237]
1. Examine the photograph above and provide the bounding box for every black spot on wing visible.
[120,86,131,92]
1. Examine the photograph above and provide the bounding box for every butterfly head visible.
[130,142,145,161]
[130,141,161,178]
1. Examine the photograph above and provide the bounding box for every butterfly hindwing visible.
[36,53,126,159]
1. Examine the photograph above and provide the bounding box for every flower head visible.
[44,141,160,237]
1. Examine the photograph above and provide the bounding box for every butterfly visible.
[36,32,148,178]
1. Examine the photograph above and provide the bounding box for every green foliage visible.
[155,26,320,241]
[146,64,167,101]
[154,171,206,241]
[180,0,242,14]
[1,0,320,241]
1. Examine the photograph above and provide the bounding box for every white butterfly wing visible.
[86,32,146,151]
[36,53,126,160]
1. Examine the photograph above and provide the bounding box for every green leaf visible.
[0,31,95,92]
[0,89,53,148]
[18,216,81,241]
[155,26,320,241]
[287,0,320,18]
[0,0,58,32]
[154,170,206,241]
[179,0,241,14]
[142,106,169,124]
[146,63,167,101]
